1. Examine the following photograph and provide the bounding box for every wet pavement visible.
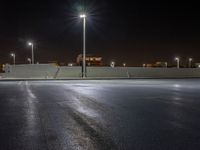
[0,79,200,150]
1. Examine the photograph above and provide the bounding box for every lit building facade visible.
[76,54,103,66]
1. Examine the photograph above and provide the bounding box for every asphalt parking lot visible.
[0,79,200,150]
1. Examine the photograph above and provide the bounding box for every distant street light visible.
[28,42,34,64]
[189,58,193,68]
[80,13,87,78]
[123,63,126,67]
[165,62,168,68]
[143,64,146,67]
[27,58,31,64]
[110,61,115,68]
[175,57,180,68]
[68,63,73,67]
[10,53,16,65]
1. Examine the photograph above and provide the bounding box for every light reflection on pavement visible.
[0,79,200,150]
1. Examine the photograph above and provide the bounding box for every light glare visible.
[175,57,179,61]
[80,14,86,18]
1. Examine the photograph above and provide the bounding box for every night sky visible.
[0,0,200,66]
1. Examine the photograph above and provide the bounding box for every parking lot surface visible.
[0,79,200,150]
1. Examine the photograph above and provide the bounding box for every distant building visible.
[145,62,168,68]
[76,54,103,66]
[155,62,168,68]
[146,64,154,67]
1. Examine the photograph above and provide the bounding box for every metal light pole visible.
[165,62,168,68]
[80,14,87,78]
[175,57,180,68]
[110,61,115,68]
[189,58,192,68]
[28,42,34,64]
[10,53,16,65]
[27,58,31,64]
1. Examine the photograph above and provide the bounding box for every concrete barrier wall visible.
[86,67,200,78]
[127,67,200,78]
[1,65,200,79]
[56,67,82,78]
[56,67,200,78]
[0,73,3,79]
[3,64,58,79]
[86,67,129,78]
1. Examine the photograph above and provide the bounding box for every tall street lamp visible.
[175,57,180,68]
[27,58,31,64]
[110,61,115,68]
[10,53,16,65]
[165,62,168,68]
[189,58,193,68]
[80,14,87,78]
[28,42,34,64]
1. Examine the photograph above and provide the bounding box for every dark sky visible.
[0,0,200,66]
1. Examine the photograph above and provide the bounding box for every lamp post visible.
[10,53,15,65]
[28,42,34,64]
[27,58,31,64]
[110,61,115,68]
[175,57,180,68]
[80,14,87,78]
[189,58,193,68]
[165,62,168,68]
